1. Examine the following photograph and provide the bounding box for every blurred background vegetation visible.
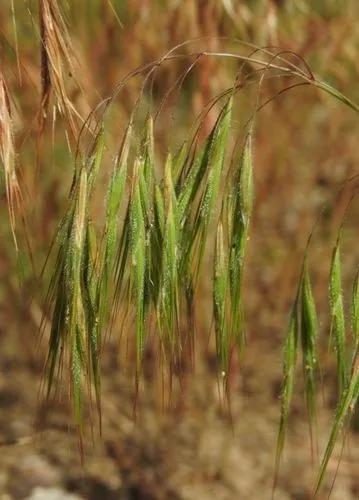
[0,1,358,499]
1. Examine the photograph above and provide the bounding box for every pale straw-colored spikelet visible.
[39,0,80,135]
[0,72,21,250]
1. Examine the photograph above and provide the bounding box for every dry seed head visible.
[0,73,21,249]
[39,0,80,135]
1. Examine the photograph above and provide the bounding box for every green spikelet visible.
[329,240,347,397]
[313,344,359,497]
[190,98,232,280]
[83,221,101,420]
[100,123,132,327]
[213,218,229,372]
[229,134,253,352]
[71,168,88,421]
[143,116,155,187]
[172,141,188,186]
[351,269,359,348]
[158,154,180,355]
[87,128,105,192]
[141,117,157,311]
[129,158,146,371]
[300,259,318,439]
[274,299,299,489]
[177,146,205,226]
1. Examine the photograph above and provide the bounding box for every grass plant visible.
[0,2,359,495]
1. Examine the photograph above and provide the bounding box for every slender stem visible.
[199,51,359,113]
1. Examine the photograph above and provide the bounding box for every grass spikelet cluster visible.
[34,41,359,495]
[44,130,104,435]
[44,93,256,420]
